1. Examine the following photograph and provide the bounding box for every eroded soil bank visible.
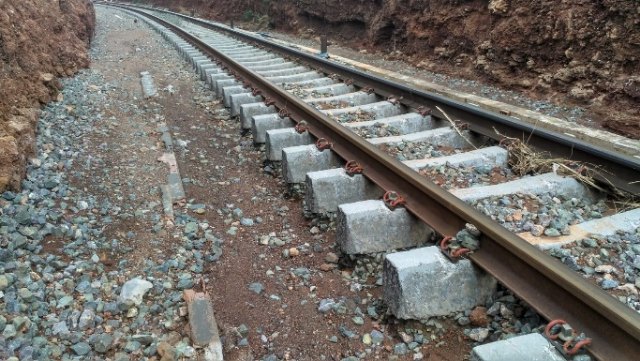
[0,0,95,192]
[140,0,640,139]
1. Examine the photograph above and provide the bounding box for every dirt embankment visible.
[141,0,640,139]
[0,0,95,192]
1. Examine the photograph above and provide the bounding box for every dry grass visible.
[436,106,477,149]
[500,135,603,189]
[432,107,639,211]
[436,106,637,201]
[498,132,640,210]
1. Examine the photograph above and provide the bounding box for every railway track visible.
[105,3,640,360]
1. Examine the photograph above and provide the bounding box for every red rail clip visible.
[315,138,332,151]
[564,339,592,356]
[545,319,570,341]
[387,96,402,105]
[439,236,471,260]
[456,121,469,130]
[382,191,406,209]
[278,108,290,119]
[252,88,262,96]
[264,97,276,106]
[294,120,308,134]
[544,319,592,356]
[418,106,432,116]
[362,87,375,94]
[344,160,363,176]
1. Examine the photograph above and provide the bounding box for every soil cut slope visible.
[0,0,95,192]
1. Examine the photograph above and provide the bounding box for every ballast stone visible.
[118,278,153,307]
[384,246,496,319]
[521,207,640,249]
[470,333,565,361]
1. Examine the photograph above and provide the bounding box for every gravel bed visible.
[472,192,609,235]
[92,8,478,361]
[354,122,403,139]
[311,100,355,110]
[0,9,225,360]
[418,164,517,190]
[0,68,205,359]
[328,110,376,123]
[2,6,611,361]
[150,11,608,361]
[549,229,640,312]
[282,83,309,95]
[294,89,335,99]
[380,142,464,161]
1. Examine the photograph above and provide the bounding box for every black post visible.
[320,35,328,54]
[320,0,328,57]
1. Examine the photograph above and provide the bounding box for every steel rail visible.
[111,4,640,360]
[130,5,639,195]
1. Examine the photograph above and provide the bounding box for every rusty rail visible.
[127,4,639,195]
[107,4,640,359]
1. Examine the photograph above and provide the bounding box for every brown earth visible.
[0,0,95,192]
[139,0,640,139]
